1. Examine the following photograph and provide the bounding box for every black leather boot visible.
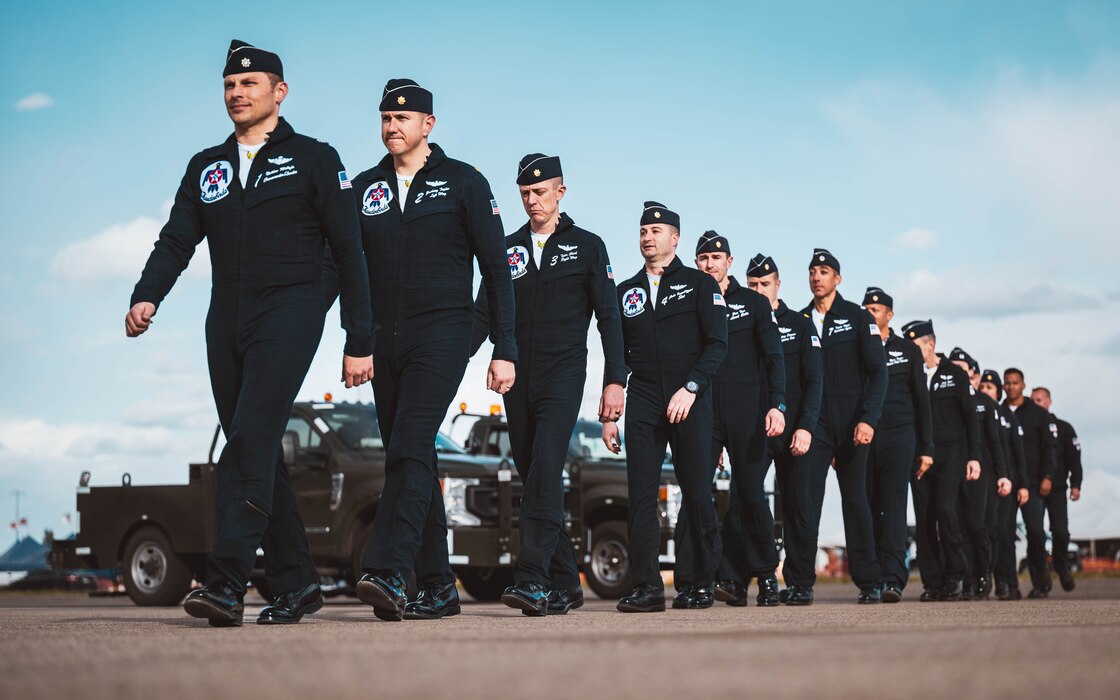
[405,581,461,620]
[356,571,408,621]
[617,584,666,613]
[501,581,548,616]
[257,582,324,624]
[715,579,748,607]
[857,585,882,604]
[547,587,585,615]
[785,584,814,606]
[756,575,781,607]
[184,580,244,627]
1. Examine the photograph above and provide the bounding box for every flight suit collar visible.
[372,141,448,177]
[220,116,296,153]
[725,275,742,297]
[775,299,790,317]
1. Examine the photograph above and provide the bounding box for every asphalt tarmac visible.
[2,578,1118,700]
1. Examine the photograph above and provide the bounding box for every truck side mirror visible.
[282,431,298,466]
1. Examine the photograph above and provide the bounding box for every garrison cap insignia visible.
[397,95,406,105]
[241,57,251,68]
[716,241,722,248]
[379,79,432,112]
[223,40,283,79]
[818,255,825,261]
[516,154,562,185]
[533,169,541,177]
[908,331,915,338]
[654,211,661,219]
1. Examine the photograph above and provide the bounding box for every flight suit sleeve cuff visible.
[603,368,628,389]
[490,341,518,363]
[344,335,373,358]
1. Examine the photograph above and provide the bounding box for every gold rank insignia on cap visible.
[873,295,879,301]
[908,331,916,338]
[654,211,661,219]
[533,169,541,177]
[764,263,770,270]
[397,95,406,105]
[715,241,722,248]
[819,254,826,261]
[241,57,251,68]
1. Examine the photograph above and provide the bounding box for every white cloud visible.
[50,203,209,285]
[14,93,54,111]
[889,266,1103,320]
[894,228,937,250]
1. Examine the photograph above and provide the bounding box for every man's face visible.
[519,178,565,226]
[224,72,285,128]
[980,381,1000,402]
[865,303,893,330]
[809,265,840,299]
[747,273,781,305]
[639,224,678,262]
[951,360,978,388]
[913,335,936,360]
[1004,372,1025,402]
[1031,389,1052,411]
[695,252,732,286]
[381,111,434,155]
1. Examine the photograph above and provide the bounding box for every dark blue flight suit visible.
[472,213,626,592]
[798,295,888,590]
[617,256,727,591]
[132,118,373,594]
[994,404,1028,593]
[1004,398,1058,593]
[342,144,516,586]
[868,330,932,592]
[1044,415,1082,582]
[961,392,1007,593]
[675,278,785,588]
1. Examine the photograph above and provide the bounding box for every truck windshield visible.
[571,419,625,460]
[318,403,464,454]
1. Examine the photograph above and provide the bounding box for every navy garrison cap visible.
[379,78,433,113]
[695,230,730,256]
[516,154,563,186]
[809,248,840,273]
[640,201,680,229]
[223,40,283,79]
[901,319,934,340]
[980,369,1003,398]
[863,287,893,308]
[747,253,777,277]
[950,347,980,373]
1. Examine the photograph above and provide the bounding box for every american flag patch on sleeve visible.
[713,293,726,307]
[338,171,352,190]
[491,199,501,215]
[606,265,614,279]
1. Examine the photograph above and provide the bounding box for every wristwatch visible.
[777,403,787,413]
[684,381,700,394]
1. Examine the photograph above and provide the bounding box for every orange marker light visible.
[324,393,333,402]
[459,402,467,413]
[490,404,502,416]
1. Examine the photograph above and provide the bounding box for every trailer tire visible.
[122,527,193,607]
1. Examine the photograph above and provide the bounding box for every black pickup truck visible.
[64,401,729,606]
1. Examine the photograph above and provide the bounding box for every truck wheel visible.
[122,527,193,607]
[457,567,514,601]
[587,521,632,599]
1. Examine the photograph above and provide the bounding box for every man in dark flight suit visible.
[1031,387,1084,594]
[471,154,626,616]
[901,321,981,601]
[343,79,517,621]
[1003,368,1058,599]
[674,233,786,606]
[127,41,374,627]
[864,289,932,603]
[979,371,1030,600]
[713,255,823,607]
[799,250,888,604]
[603,202,727,612]
[949,348,1012,600]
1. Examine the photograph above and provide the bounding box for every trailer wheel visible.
[457,567,514,601]
[122,527,193,606]
[586,520,632,599]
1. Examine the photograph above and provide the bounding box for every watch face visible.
[686,381,700,393]
[778,403,787,413]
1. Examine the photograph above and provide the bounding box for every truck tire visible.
[122,527,193,607]
[457,567,514,602]
[586,520,632,599]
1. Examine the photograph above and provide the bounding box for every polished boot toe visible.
[502,581,548,617]
[546,587,584,615]
[1027,587,1049,599]
[184,580,244,627]
[756,575,780,607]
[785,585,814,606]
[257,583,324,624]
[857,585,881,604]
[919,587,941,602]
[976,576,992,600]
[687,586,715,609]
[881,586,903,603]
[939,579,964,601]
[671,584,694,609]
[617,584,666,613]
[778,588,792,604]
[1059,571,1075,592]
[405,581,460,620]
[714,579,748,607]
[356,572,407,621]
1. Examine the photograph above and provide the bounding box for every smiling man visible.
[603,202,727,612]
[127,40,374,627]
[340,78,516,622]
[471,154,625,616]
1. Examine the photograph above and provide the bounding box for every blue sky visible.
[2,1,1118,543]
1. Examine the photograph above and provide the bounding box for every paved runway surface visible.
[3,578,1119,700]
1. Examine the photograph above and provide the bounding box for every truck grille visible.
[466,481,523,527]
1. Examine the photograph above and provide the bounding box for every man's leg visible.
[731,391,777,579]
[668,393,721,587]
[911,463,943,592]
[872,428,915,591]
[673,406,724,590]
[624,390,671,591]
[1020,490,1050,592]
[834,438,881,590]
[781,428,832,588]
[931,442,968,584]
[1046,489,1071,579]
[994,491,1020,592]
[960,472,992,592]
[260,454,318,594]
